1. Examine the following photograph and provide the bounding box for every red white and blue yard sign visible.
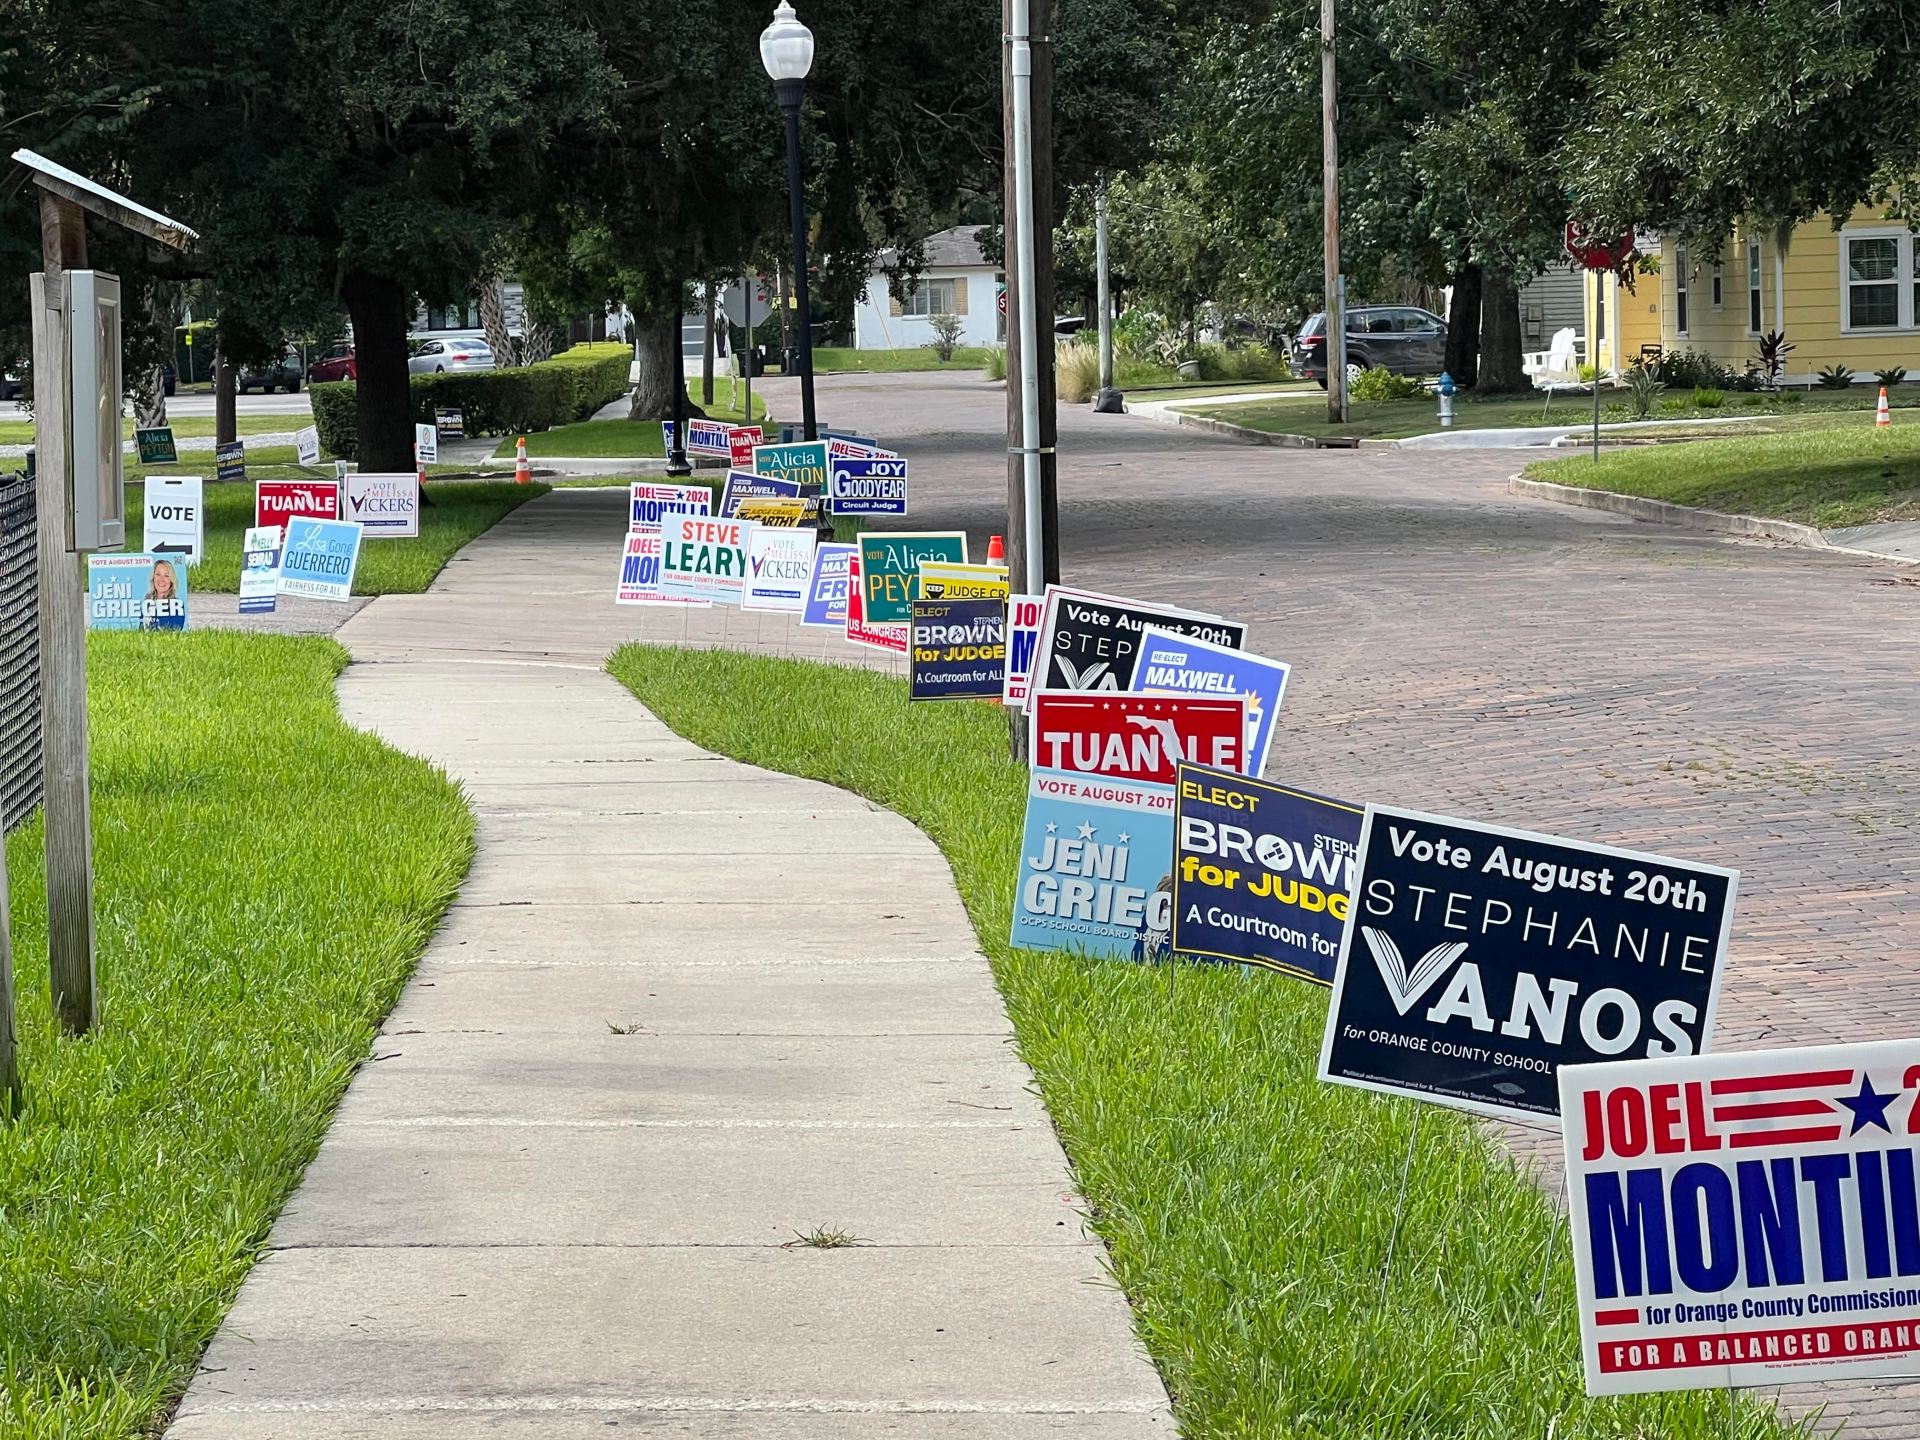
[1562,1039,1920,1395]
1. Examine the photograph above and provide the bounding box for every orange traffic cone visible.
[515,435,532,484]
[987,534,1005,564]
[1877,387,1892,428]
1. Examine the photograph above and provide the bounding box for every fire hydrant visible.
[1437,370,1456,427]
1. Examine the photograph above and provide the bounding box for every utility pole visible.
[667,288,691,478]
[1093,174,1122,414]
[1320,0,1347,424]
[1002,0,1059,604]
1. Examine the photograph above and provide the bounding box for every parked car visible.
[307,342,356,383]
[238,350,302,393]
[0,372,22,402]
[408,337,495,374]
[1292,305,1447,389]
[159,363,177,396]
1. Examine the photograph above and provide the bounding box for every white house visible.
[854,227,1003,351]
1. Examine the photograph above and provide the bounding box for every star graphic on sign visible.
[1076,822,1097,840]
[1117,831,1131,844]
[1839,1074,1898,1134]
[1044,822,1057,834]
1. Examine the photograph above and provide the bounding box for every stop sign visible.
[1565,223,1634,272]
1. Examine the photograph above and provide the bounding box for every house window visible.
[1675,244,1689,337]
[1747,240,1763,334]
[901,278,959,317]
[1836,228,1920,331]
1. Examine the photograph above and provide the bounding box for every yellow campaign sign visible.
[735,499,812,527]
[916,560,1009,603]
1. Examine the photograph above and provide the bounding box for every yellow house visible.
[1639,210,1920,385]
[1583,263,1663,375]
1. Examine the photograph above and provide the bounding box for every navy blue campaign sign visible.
[828,457,908,516]
[1171,765,1361,984]
[1318,805,1738,1122]
[909,597,1005,700]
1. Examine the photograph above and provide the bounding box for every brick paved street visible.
[751,371,1920,1435]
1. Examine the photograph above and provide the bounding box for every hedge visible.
[311,345,631,458]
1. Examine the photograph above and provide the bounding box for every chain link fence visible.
[0,472,42,834]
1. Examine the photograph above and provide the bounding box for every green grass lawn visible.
[0,631,473,1436]
[605,645,1794,1440]
[1186,386,1911,442]
[1127,379,1316,403]
[0,414,304,447]
[810,346,996,373]
[1528,422,1920,528]
[497,385,768,460]
[126,478,547,592]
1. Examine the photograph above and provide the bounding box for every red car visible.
[307,341,356,383]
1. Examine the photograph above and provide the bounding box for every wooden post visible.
[1320,0,1346,424]
[32,191,98,1036]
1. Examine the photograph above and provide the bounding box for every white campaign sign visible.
[144,473,205,564]
[414,422,438,464]
[294,426,322,466]
[346,472,421,539]
[1563,1039,1920,1396]
[742,526,817,612]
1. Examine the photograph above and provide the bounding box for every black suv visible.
[1292,305,1447,389]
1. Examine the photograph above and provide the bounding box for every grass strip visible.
[497,385,768,460]
[1527,423,1920,528]
[0,631,473,1435]
[810,346,998,373]
[125,479,547,593]
[605,644,1800,1440]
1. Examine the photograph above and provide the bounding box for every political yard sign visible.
[144,474,205,563]
[294,426,322,466]
[1562,1039,1920,1396]
[743,525,817,612]
[616,527,707,607]
[1031,693,1247,786]
[215,440,246,484]
[1003,594,1045,707]
[681,418,738,457]
[256,479,340,529]
[843,551,907,653]
[729,425,764,468]
[1318,806,1738,1122]
[1031,587,1246,707]
[660,514,752,605]
[135,427,177,464]
[1010,767,1178,962]
[828,457,908,516]
[909,598,1005,700]
[1133,626,1291,776]
[1171,766,1361,984]
[346,473,421,539]
[629,481,712,530]
[279,518,364,601]
[858,531,967,626]
[802,542,857,628]
[720,470,802,516]
[87,554,188,631]
[753,440,829,491]
[917,561,1009,602]
[414,422,438,464]
[238,526,282,616]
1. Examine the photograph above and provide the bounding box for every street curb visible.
[1165,410,1403,450]
[1507,476,1920,567]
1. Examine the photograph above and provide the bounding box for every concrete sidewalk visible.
[165,488,1171,1437]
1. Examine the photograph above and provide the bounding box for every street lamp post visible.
[762,1,818,442]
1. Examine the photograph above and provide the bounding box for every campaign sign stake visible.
[1170,764,1361,983]
[1318,806,1738,1122]
[1562,1039,1920,1396]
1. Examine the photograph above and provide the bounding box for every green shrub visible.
[1877,366,1908,388]
[1657,348,1738,391]
[1816,363,1856,390]
[926,313,965,363]
[1624,363,1666,418]
[1056,343,1100,403]
[1576,362,1600,384]
[982,347,1007,381]
[310,346,631,457]
[1194,342,1289,384]
[1349,365,1427,402]
[1691,386,1725,409]
[1780,389,1803,404]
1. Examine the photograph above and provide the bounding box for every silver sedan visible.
[408,337,496,374]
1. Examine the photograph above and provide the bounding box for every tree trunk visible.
[1475,270,1528,394]
[627,304,678,420]
[477,269,514,366]
[132,281,176,428]
[213,341,237,445]
[701,286,716,406]
[343,269,414,471]
[1443,264,1482,389]
[520,315,555,366]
